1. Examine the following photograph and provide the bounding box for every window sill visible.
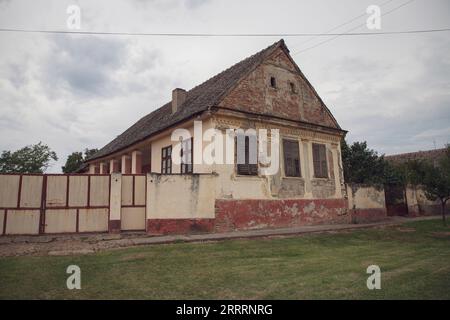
[312,177,330,180]
[233,174,262,180]
[282,176,304,180]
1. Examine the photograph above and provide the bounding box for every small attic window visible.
[289,82,296,93]
[270,76,277,88]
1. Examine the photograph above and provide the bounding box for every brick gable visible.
[219,46,339,128]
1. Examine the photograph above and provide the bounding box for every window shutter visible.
[237,136,258,175]
[312,144,320,177]
[161,145,173,174]
[181,138,193,174]
[283,140,301,177]
[312,143,327,178]
[320,146,327,178]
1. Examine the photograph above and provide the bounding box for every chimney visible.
[172,88,186,114]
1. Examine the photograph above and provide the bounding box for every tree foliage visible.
[341,139,449,224]
[0,142,58,173]
[388,146,450,225]
[84,148,98,160]
[419,147,450,224]
[62,148,98,173]
[62,152,84,173]
[341,140,388,184]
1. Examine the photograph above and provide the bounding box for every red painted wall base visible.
[108,220,121,233]
[147,218,215,235]
[215,198,350,232]
[351,208,387,224]
[143,199,391,236]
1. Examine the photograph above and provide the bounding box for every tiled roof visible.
[385,148,447,164]
[88,40,285,161]
[87,39,341,162]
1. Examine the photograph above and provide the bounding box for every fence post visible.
[109,173,122,233]
[39,175,47,234]
[145,173,153,233]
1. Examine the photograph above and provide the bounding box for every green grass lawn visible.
[1,219,449,299]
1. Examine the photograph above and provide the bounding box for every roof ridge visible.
[183,39,283,97]
[386,147,447,158]
[178,39,283,110]
[87,39,343,163]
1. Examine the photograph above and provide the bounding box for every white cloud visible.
[0,0,449,171]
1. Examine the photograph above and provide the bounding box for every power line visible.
[291,0,417,55]
[290,0,396,49]
[0,26,448,37]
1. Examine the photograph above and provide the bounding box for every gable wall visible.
[218,47,338,128]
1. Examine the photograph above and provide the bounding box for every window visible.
[283,140,301,177]
[270,76,277,88]
[312,143,328,178]
[236,135,258,175]
[181,137,193,174]
[289,81,296,93]
[161,145,172,174]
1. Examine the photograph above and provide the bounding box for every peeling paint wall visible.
[213,114,344,201]
[406,185,447,216]
[215,198,349,232]
[146,173,216,220]
[347,184,387,223]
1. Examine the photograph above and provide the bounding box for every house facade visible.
[84,39,350,233]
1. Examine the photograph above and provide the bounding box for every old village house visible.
[81,39,352,234]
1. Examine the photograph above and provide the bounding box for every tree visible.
[0,142,58,173]
[341,139,388,184]
[61,148,98,173]
[62,152,83,173]
[419,146,450,225]
[84,148,98,160]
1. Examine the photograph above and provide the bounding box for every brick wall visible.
[219,46,338,128]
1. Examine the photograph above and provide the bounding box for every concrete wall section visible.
[347,184,387,223]
[78,208,108,233]
[44,209,77,233]
[134,175,146,206]
[46,175,67,207]
[19,175,43,208]
[0,210,4,235]
[0,175,20,208]
[147,173,216,220]
[121,207,146,231]
[121,175,133,206]
[406,185,447,216]
[4,210,40,235]
[89,176,109,206]
[68,176,88,207]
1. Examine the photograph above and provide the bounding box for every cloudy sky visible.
[0,0,449,172]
